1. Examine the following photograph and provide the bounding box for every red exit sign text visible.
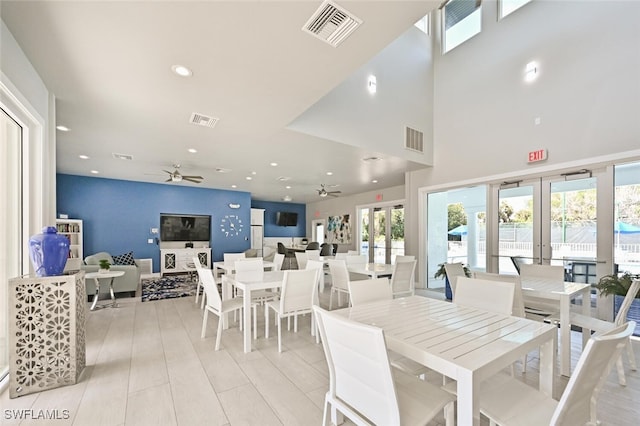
[528,149,547,163]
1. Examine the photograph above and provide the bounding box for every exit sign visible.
[528,149,547,163]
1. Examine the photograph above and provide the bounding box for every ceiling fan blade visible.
[328,193,339,197]
[183,177,202,183]
[165,178,173,182]
[182,175,203,180]
[328,190,342,194]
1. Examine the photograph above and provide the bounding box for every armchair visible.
[82,252,141,296]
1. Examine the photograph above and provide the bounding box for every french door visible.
[358,204,405,264]
[491,167,613,317]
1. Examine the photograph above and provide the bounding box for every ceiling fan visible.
[317,184,341,198]
[163,164,203,183]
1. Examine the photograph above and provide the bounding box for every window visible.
[442,0,482,53]
[499,0,532,19]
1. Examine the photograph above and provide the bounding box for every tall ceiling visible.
[2,1,437,203]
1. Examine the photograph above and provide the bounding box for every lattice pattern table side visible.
[8,272,86,398]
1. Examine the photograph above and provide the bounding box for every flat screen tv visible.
[276,211,298,227]
[160,213,211,241]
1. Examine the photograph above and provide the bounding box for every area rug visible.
[141,274,197,302]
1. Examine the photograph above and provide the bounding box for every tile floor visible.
[1,282,639,425]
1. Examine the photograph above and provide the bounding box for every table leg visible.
[457,370,480,426]
[221,276,230,330]
[539,332,556,398]
[560,294,572,376]
[108,277,118,308]
[581,287,591,349]
[90,278,100,311]
[243,287,252,353]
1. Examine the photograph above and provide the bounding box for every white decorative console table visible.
[160,248,211,276]
[8,271,86,398]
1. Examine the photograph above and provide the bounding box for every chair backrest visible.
[614,279,640,325]
[394,255,415,263]
[519,264,565,280]
[347,250,359,255]
[306,249,321,261]
[345,254,367,265]
[551,321,636,425]
[272,253,284,271]
[327,259,350,290]
[196,266,222,311]
[349,278,392,306]
[277,242,287,255]
[390,260,416,296]
[294,251,308,270]
[510,256,531,274]
[454,276,515,315]
[192,256,203,269]
[306,242,320,251]
[313,306,401,425]
[332,243,338,255]
[234,258,264,282]
[320,243,333,256]
[279,269,319,314]
[473,272,525,317]
[224,252,245,267]
[306,259,324,305]
[334,253,347,260]
[443,262,467,295]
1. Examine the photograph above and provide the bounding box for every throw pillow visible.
[113,251,136,265]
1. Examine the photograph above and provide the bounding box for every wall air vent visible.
[112,153,134,161]
[302,1,362,47]
[189,112,219,128]
[405,126,424,153]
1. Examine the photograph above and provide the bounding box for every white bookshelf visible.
[56,218,83,271]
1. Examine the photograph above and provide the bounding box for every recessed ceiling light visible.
[251,171,257,175]
[270,162,278,167]
[367,75,377,94]
[246,176,252,181]
[372,179,378,183]
[78,154,89,160]
[363,156,382,162]
[56,125,70,132]
[231,184,237,188]
[524,61,538,82]
[171,64,192,77]
[326,171,333,176]
[90,170,99,174]
[282,195,292,202]
[188,148,197,153]
[285,185,291,189]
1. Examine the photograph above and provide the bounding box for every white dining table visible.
[520,277,592,377]
[212,260,275,278]
[221,270,284,353]
[346,262,394,278]
[338,296,557,426]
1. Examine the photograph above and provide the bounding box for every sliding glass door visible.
[359,204,405,264]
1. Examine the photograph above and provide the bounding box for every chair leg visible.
[444,401,455,426]
[277,316,282,353]
[265,306,270,338]
[616,355,627,386]
[627,339,637,371]
[195,282,200,304]
[329,289,334,311]
[253,305,257,340]
[322,395,330,426]
[201,310,209,338]
[215,315,223,351]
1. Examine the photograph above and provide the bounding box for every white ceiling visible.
[2,1,437,203]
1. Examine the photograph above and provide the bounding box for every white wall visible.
[404,0,640,276]
[1,19,56,270]
[306,185,405,251]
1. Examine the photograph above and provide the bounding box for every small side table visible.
[85,270,125,310]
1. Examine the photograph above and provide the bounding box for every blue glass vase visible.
[29,226,70,277]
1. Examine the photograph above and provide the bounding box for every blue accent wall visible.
[56,174,252,270]
[250,200,306,237]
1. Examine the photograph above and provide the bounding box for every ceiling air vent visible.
[189,112,219,128]
[405,126,424,153]
[302,1,362,47]
[112,153,133,161]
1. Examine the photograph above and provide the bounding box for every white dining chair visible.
[265,268,319,352]
[519,263,565,279]
[570,279,639,386]
[394,255,415,263]
[518,263,564,318]
[327,259,353,310]
[334,253,347,260]
[234,258,274,339]
[306,259,325,342]
[454,276,515,315]
[305,249,321,261]
[390,259,417,298]
[223,252,246,268]
[294,251,308,270]
[465,321,636,426]
[272,252,284,271]
[196,266,244,351]
[347,250,359,255]
[193,255,205,307]
[313,306,455,426]
[443,262,467,298]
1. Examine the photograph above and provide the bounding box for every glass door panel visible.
[497,184,535,274]
[359,208,370,259]
[373,208,386,264]
[390,205,405,264]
